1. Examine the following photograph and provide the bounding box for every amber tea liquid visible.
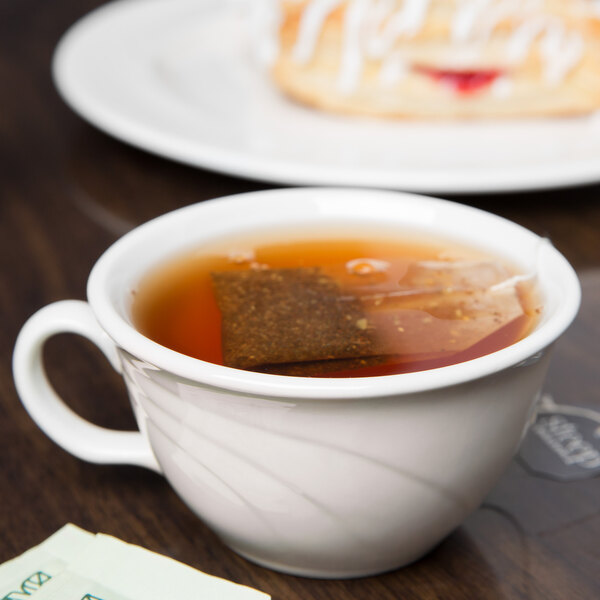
[131,228,541,378]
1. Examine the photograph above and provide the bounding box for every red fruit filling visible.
[416,66,503,94]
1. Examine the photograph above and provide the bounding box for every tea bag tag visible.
[519,394,600,481]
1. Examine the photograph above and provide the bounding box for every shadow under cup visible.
[13,188,581,578]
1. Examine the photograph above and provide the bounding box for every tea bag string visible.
[489,237,551,292]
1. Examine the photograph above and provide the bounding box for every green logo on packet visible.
[2,571,51,599]
[81,595,104,600]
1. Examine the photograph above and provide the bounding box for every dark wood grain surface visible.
[1,1,599,598]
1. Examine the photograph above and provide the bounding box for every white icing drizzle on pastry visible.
[292,0,344,63]
[260,0,589,94]
[369,0,431,55]
[339,0,372,92]
[452,0,495,42]
[506,16,585,84]
[540,21,585,85]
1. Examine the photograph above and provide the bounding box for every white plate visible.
[53,0,600,194]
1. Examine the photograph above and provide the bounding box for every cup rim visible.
[88,187,581,399]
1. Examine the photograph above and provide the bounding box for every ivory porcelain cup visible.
[13,188,580,578]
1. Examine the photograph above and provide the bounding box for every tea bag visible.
[212,260,531,375]
[0,524,94,599]
[211,267,377,369]
[21,531,269,600]
[398,259,516,293]
[363,288,525,357]
[361,260,528,356]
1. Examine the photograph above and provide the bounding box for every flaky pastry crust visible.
[268,0,600,118]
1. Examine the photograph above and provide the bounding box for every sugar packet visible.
[2,527,269,600]
[0,524,94,599]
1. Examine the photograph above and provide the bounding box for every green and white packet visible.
[24,533,269,600]
[0,524,94,599]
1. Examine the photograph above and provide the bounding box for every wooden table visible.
[1,2,599,598]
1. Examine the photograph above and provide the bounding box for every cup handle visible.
[12,300,161,473]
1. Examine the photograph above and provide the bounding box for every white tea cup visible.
[13,188,580,578]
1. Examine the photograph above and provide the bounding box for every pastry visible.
[256,0,600,118]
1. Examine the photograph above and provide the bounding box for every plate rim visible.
[52,0,600,194]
